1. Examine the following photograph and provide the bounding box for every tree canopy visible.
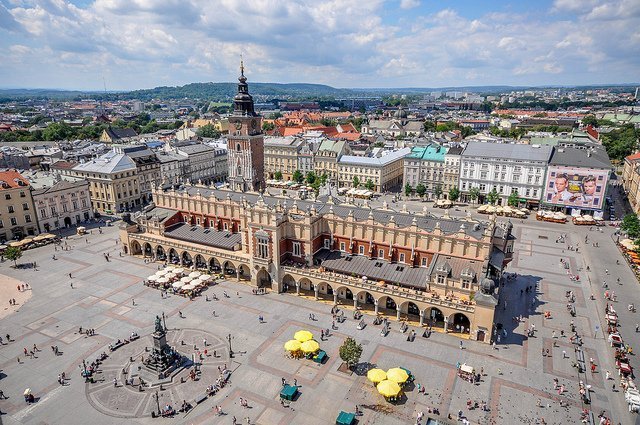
[338,337,363,369]
[4,246,22,267]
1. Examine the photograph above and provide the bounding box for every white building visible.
[31,179,92,232]
[338,148,411,192]
[459,142,553,206]
[175,143,227,184]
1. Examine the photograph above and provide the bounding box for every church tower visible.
[227,61,264,192]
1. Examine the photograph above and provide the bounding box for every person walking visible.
[459,341,463,350]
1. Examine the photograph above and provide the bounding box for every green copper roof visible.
[407,144,447,162]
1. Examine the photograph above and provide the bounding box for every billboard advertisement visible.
[543,166,609,210]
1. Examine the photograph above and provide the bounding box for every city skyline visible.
[0,0,639,90]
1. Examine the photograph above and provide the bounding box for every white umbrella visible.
[164,266,175,272]
[172,281,185,289]
[156,269,168,276]
[173,268,184,275]
[189,271,201,279]
[180,276,193,283]
[198,274,211,281]
[157,277,169,284]
[182,283,196,291]
[24,388,31,396]
[165,272,177,280]
[147,275,158,282]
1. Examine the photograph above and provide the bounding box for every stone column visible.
[374,299,379,315]
[314,285,319,300]
[296,282,300,295]
[353,298,358,309]
[419,310,425,326]
[333,292,338,305]
[236,270,241,281]
[396,306,401,321]
[444,317,449,333]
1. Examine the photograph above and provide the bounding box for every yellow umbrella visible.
[294,330,314,342]
[284,340,302,351]
[386,367,409,384]
[367,368,387,383]
[377,380,401,397]
[300,340,320,353]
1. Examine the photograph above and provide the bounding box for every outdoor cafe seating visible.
[336,411,356,425]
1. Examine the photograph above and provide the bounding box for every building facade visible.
[623,153,640,214]
[156,151,190,186]
[176,143,227,184]
[71,149,140,214]
[118,145,161,204]
[121,185,514,343]
[226,63,264,192]
[459,142,552,206]
[338,148,410,192]
[443,146,463,199]
[263,136,305,181]
[403,144,447,199]
[0,170,38,241]
[314,139,351,184]
[32,180,92,232]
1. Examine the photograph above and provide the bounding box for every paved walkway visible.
[0,220,636,424]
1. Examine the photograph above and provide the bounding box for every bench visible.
[194,393,208,404]
[110,342,124,351]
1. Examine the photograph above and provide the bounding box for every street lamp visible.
[162,312,167,331]
[227,333,234,358]
[154,390,160,415]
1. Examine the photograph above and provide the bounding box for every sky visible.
[0,0,638,91]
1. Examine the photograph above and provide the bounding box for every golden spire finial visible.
[240,54,244,76]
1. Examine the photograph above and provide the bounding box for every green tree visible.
[507,190,520,207]
[319,173,328,185]
[305,171,317,184]
[43,122,75,141]
[338,337,363,369]
[404,183,412,197]
[469,187,480,204]
[415,183,426,198]
[274,171,283,181]
[4,246,22,267]
[262,121,275,131]
[352,176,360,188]
[434,185,443,200]
[292,170,304,184]
[365,179,375,191]
[423,120,436,132]
[622,213,640,239]
[582,115,598,127]
[196,124,220,139]
[487,188,499,205]
[448,187,460,202]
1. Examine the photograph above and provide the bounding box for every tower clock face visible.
[251,119,257,129]
[235,121,242,130]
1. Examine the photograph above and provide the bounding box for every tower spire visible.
[240,54,244,77]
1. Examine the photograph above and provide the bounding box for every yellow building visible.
[339,148,410,192]
[0,170,38,241]
[623,152,640,214]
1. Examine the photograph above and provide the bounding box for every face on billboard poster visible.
[544,166,608,209]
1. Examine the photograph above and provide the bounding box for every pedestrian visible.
[69,273,72,279]
[132,299,135,306]
[636,324,639,333]
[70,282,73,289]
[293,379,297,387]
[459,341,463,350]
[562,350,567,359]
[542,348,545,357]
[605,370,611,380]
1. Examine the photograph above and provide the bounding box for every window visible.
[237,143,241,151]
[11,218,18,226]
[223,222,228,231]
[81,199,87,208]
[62,204,68,212]
[340,242,346,252]
[4,194,10,200]
[51,206,56,215]
[8,205,14,213]
[359,245,365,255]
[184,216,189,223]
[324,238,330,249]
[399,253,405,263]
[196,218,200,225]
[257,236,269,259]
[479,184,486,191]
[436,275,445,284]
[293,241,301,256]
[421,257,428,266]
[72,201,78,210]
[462,279,470,289]
[378,249,384,258]
[40,208,46,218]
[25,214,31,223]
[0,220,3,228]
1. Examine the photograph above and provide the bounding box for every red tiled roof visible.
[0,170,30,190]
[625,153,640,162]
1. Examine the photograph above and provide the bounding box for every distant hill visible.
[0,82,636,102]
[123,82,355,101]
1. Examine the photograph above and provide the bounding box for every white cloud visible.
[400,0,420,10]
[0,0,638,89]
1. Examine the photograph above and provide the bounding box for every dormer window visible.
[461,267,475,280]
[436,261,452,276]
